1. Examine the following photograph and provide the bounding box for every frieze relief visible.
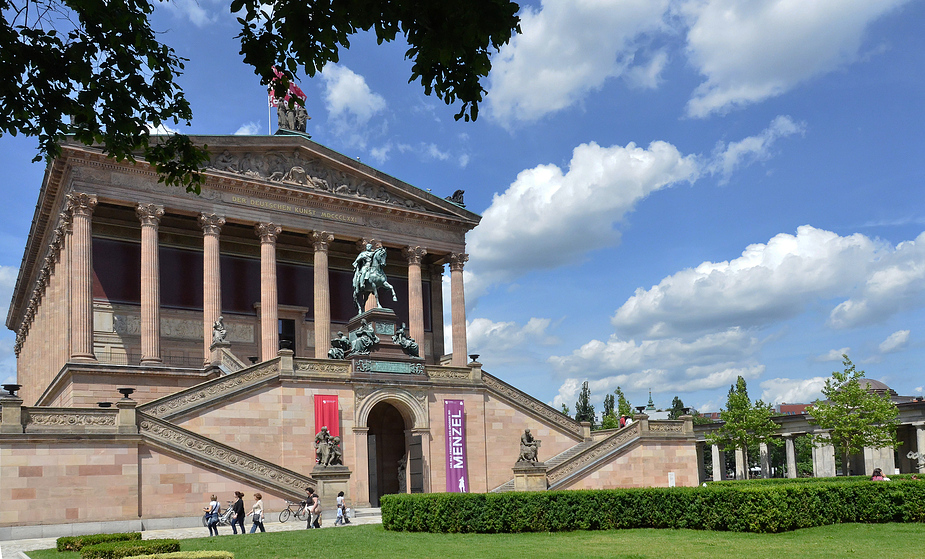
[648,422,684,432]
[294,360,351,375]
[207,150,426,211]
[141,362,278,418]
[109,314,254,342]
[26,410,117,428]
[139,417,311,493]
[426,367,471,380]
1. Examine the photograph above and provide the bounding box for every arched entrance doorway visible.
[367,401,407,506]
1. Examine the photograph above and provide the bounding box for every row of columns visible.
[707,424,925,480]
[62,195,470,365]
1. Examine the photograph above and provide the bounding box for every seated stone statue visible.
[328,331,350,359]
[350,319,379,355]
[392,322,419,357]
[211,316,227,344]
[518,428,541,463]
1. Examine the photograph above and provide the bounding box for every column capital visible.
[58,211,73,231]
[135,203,165,226]
[357,238,382,251]
[198,213,226,235]
[312,231,334,251]
[403,246,427,265]
[66,192,98,217]
[449,252,469,271]
[255,222,282,243]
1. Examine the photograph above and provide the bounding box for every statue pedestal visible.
[311,465,352,512]
[512,462,548,491]
[209,341,231,367]
[347,308,425,376]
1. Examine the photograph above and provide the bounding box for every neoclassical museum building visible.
[0,133,701,538]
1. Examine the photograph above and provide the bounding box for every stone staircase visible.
[490,439,598,492]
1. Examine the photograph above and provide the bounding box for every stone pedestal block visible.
[513,463,548,492]
[311,466,352,511]
[0,396,24,434]
[209,341,231,367]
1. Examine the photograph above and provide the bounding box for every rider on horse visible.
[352,243,397,314]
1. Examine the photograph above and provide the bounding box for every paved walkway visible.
[0,509,382,559]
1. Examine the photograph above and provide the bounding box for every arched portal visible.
[367,401,407,506]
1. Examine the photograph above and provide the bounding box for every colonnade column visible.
[256,222,282,361]
[67,193,97,362]
[811,431,836,477]
[449,253,468,367]
[200,213,226,362]
[711,444,726,480]
[916,424,925,474]
[783,434,797,478]
[734,447,746,480]
[312,231,334,358]
[759,442,770,479]
[403,246,427,347]
[430,265,445,360]
[137,203,165,365]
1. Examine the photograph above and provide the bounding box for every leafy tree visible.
[1,0,521,190]
[807,355,899,475]
[560,403,570,417]
[603,394,615,417]
[691,411,715,425]
[600,412,619,430]
[614,386,633,417]
[668,396,687,419]
[574,381,595,425]
[705,376,779,479]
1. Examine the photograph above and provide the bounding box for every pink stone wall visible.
[564,441,700,490]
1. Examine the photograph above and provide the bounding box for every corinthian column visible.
[448,253,468,366]
[312,231,334,358]
[403,246,427,349]
[67,193,97,362]
[137,203,165,365]
[256,222,282,361]
[200,213,226,362]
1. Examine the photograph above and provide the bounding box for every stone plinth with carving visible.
[311,465,352,512]
[513,462,548,492]
[346,308,426,377]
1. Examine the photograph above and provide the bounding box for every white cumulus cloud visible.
[816,348,851,362]
[320,65,387,149]
[760,377,827,405]
[487,0,671,124]
[682,0,911,117]
[879,330,910,353]
[708,116,806,182]
[234,122,261,135]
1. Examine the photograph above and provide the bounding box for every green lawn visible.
[27,523,925,559]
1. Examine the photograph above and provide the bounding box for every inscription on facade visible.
[228,194,362,224]
[355,360,425,375]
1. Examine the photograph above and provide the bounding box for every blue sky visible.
[2,0,924,415]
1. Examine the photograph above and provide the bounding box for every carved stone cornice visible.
[198,213,226,236]
[255,222,282,243]
[482,373,583,438]
[547,422,641,485]
[140,361,279,419]
[139,413,314,498]
[403,246,427,266]
[65,192,98,217]
[449,253,469,271]
[206,149,427,211]
[135,203,165,226]
[311,231,334,252]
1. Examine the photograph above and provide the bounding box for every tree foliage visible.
[602,394,615,417]
[668,396,686,420]
[614,386,632,417]
[807,355,899,475]
[706,376,779,479]
[0,0,521,190]
[574,381,595,425]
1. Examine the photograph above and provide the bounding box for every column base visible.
[70,354,98,363]
[140,358,163,366]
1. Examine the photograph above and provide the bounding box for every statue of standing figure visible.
[352,243,397,314]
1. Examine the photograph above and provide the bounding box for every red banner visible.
[314,395,339,437]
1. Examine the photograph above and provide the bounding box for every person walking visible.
[204,494,220,537]
[249,492,266,533]
[306,487,320,529]
[335,490,350,525]
[231,491,246,534]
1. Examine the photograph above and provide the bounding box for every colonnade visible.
[62,194,471,366]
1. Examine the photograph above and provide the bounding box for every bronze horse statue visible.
[353,245,397,314]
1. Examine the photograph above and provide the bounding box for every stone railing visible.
[292,358,351,377]
[138,413,314,499]
[482,372,584,439]
[218,346,247,373]
[547,422,641,486]
[139,359,280,420]
[0,396,139,435]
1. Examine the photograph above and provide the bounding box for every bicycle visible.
[279,500,309,522]
[202,500,236,527]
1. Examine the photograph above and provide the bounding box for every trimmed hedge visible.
[382,480,925,534]
[80,539,181,559]
[124,553,234,559]
[58,533,142,552]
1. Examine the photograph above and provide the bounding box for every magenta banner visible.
[444,399,469,492]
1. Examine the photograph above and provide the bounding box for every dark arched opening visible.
[367,401,407,506]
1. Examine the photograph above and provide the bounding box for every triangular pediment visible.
[200,135,479,225]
